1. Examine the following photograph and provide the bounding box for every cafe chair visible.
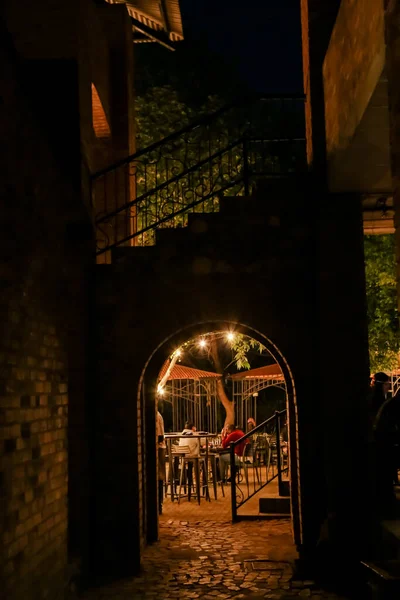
[239,441,260,487]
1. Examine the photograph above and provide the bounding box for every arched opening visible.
[138,320,302,548]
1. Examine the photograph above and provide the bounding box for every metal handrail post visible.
[230,445,237,522]
[243,137,250,196]
[275,411,283,496]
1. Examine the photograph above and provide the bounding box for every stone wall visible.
[0,25,93,600]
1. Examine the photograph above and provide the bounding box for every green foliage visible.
[133,52,304,247]
[135,86,224,149]
[134,87,244,244]
[231,334,266,371]
[364,234,399,372]
[173,331,267,373]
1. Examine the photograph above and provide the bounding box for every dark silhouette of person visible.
[369,371,391,417]
[370,372,396,517]
[156,410,166,514]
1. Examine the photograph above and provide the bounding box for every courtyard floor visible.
[82,479,354,600]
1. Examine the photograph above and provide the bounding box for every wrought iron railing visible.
[91,95,306,261]
[230,409,288,521]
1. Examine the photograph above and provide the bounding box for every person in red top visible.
[219,424,246,482]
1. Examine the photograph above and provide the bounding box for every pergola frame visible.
[232,377,286,428]
[163,377,220,433]
[229,364,286,428]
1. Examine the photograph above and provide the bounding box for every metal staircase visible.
[91,94,306,263]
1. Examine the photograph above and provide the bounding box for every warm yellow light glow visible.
[91,83,111,139]
[226,332,235,342]
[175,349,182,357]
[198,339,207,348]
[157,384,165,395]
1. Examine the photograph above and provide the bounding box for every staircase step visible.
[259,496,290,515]
[155,227,190,246]
[280,480,290,497]
[219,196,274,215]
[256,513,291,520]
[112,245,158,264]
[219,197,282,226]
[360,560,400,599]
[188,211,272,233]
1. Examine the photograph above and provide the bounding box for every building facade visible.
[1,1,397,599]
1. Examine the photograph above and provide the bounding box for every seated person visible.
[219,424,246,482]
[179,421,200,455]
[247,417,256,432]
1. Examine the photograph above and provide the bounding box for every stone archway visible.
[138,320,302,548]
[91,257,325,577]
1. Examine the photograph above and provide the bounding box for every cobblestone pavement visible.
[83,519,351,599]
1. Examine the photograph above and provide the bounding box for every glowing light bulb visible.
[175,349,182,357]
[198,339,206,348]
[157,384,165,395]
[226,332,235,342]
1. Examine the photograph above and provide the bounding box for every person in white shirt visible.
[156,410,166,514]
[179,421,200,455]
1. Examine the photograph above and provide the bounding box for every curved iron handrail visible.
[91,93,305,179]
[93,95,307,257]
[230,409,288,521]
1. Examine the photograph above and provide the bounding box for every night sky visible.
[179,0,303,94]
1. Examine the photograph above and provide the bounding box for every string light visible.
[226,332,235,342]
[198,338,207,348]
[157,384,165,395]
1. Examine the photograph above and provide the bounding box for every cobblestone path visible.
[83,519,350,599]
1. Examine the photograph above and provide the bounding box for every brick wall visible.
[93,177,371,565]
[92,178,330,565]
[0,28,93,600]
[300,0,313,165]
[323,0,385,157]
[300,0,342,175]
[384,1,400,305]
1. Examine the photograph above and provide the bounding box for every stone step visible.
[112,245,157,264]
[189,210,281,231]
[360,560,400,599]
[256,513,291,520]
[154,213,277,254]
[219,196,282,220]
[259,496,290,514]
[155,226,191,246]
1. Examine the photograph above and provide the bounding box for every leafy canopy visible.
[364,234,399,372]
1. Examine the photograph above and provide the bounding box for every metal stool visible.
[177,451,208,504]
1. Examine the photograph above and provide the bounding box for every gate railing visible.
[230,409,288,521]
[91,95,306,261]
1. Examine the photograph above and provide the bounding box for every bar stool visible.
[177,449,209,504]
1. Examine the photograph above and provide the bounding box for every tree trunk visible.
[158,353,180,390]
[210,336,235,427]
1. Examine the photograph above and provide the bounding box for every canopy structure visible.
[228,364,286,428]
[158,361,222,432]
[107,0,184,49]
